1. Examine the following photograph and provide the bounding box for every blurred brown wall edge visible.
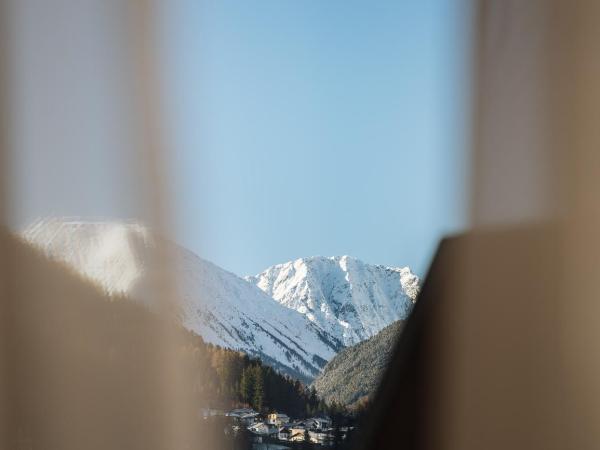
[359,1,600,449]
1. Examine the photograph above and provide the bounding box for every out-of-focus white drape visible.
[0,1,203,449]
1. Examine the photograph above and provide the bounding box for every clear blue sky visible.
[159,0,471,277]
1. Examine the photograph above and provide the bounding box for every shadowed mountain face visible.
[312,320,404,407]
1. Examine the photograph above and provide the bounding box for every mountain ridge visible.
[22,217,418,382]
[22,218,340,381]
[247,255,418,346]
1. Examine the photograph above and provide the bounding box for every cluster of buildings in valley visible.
[201,408,352,446]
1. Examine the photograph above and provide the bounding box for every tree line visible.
[183,330,347,418]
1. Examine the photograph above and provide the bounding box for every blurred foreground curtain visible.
[0,1,207,449]
[456,1,600,448]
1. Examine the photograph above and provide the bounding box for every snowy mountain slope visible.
[22,218,342,381]
[246,256,419,346]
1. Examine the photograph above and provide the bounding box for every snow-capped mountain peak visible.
[246,255,419,346]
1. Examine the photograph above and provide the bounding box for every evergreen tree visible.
[309,386,318,414]
[252,366,264,412]
[239,367,254,405]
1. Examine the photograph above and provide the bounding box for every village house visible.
[277,426,292,441]
[278,424,306,442]
[248,422,278,437]
[267,412,290,427]
[226,408,261,426]
[240,412,261,426]
[304,417,332,430]
[310,416,332,430]
[226,408,257,418]
[288,424,308,442]
[308,430,333,446]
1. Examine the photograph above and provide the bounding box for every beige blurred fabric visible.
[427,1,600,450]
[0,1,207,449]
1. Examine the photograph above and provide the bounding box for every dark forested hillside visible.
[312,320,404,407]
[182,332,336,418]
